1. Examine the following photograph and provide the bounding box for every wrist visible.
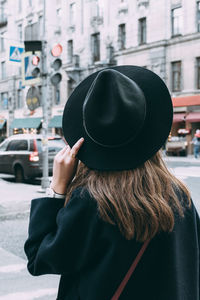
[50,182,67,195]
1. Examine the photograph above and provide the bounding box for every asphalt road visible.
[0,156,199,299]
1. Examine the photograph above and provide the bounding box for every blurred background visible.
[0,1,200,299]
[0,0,199,151]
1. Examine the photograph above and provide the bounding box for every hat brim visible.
[62,65,173,170]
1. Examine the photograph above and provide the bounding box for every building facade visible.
[0,0,199,153]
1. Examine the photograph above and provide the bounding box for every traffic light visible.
[21,51,42,86]
[27,51,41,78]
[50,44,62,86]
[31,53,41,77]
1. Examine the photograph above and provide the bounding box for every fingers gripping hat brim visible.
[62,65,173,171]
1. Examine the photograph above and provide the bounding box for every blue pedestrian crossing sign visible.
[9,45,24,63]
[21,51,41,86]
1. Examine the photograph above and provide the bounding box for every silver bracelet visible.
[46,187,66,199]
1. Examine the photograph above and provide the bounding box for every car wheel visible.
[14,165,24,183]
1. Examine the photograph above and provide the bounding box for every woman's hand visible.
[51,137,84,195]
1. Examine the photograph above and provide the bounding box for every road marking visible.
[0,288,57,300]
[0,263,26,273]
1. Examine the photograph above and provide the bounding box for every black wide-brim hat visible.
[62,65,173,171]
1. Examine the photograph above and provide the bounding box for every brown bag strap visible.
[111,239,150,300]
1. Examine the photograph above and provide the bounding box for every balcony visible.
[118,2,128,14]
[0,14,7,28]
[90,15,103,27]
[137,0,149,8]
[67,24,75,34]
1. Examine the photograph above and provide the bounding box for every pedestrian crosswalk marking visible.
[0,288,57,300]
[0,263,26,273]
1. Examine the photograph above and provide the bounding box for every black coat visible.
[24,188,200,300]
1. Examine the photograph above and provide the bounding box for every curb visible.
[0,211,30,222]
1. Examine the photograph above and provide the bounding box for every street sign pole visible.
[41,0,50,191]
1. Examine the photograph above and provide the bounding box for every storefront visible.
[172,95,200,154]
[10,117,42,134]
[48,115,63,136]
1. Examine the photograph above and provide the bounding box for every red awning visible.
[173,113,186,123]
[185,112,200,123]
[172,94,200,107]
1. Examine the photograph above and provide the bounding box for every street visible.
[0,156,199,299]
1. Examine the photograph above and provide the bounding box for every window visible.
[57,8,61,17]
[197,1,200,32]
[18,0,22,12]
[67,40,73,63]
[171,61,182,92]
[1,61,6,79]
[7,140,28,151]
[91,0,100,18]
[17,89,23,108]
[171,7,183,36]
[18,24,23,42]
[138,17,146,45]
[91,32,100,62]
[29,0,32,6]
[196,57,200,89]
[69,2,75,26]
[38,15,43,37]
[1,92,8,110]
[0,139,9,151]
[25,22,39,41]
[118,24,126,50]
[0,32,5,52]
[0,2,6,23]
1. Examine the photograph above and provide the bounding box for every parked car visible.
[0,134,65,182]
[166,136,188,156]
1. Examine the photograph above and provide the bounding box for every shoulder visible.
[68,187,96,206]
[62,187,98,218]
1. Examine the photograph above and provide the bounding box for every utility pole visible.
[41,0,50,191]
[8,76,16,136]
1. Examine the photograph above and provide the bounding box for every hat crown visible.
[83,69,146,148]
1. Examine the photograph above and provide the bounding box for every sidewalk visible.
[0,178,60,299]
[162,153,200,164]
[0,247,59,300]
[0,177,42,221]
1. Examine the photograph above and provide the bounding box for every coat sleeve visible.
[24,188,99,276]
[195,207,200,298]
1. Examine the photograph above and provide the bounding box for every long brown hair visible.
[65,151,191,242]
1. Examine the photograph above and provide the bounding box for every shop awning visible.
[10,117,42,129]
[0,118,6,129]
[48,115,62,128]
[172,95,200,107]
[185,112,200,123]
[173,113,186,123]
